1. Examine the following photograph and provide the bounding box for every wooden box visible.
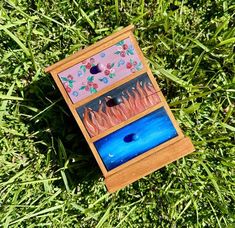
[45,25,195,193]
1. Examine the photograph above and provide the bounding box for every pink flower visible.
[67,75,73,80]
[126,62,132,69]
[120,51,126,57]
[104,69,110,75]
[133,61,137,66]
[123,44,128,50]
[131,68,136,73]
[93,83,98,89]
[65,86,71,93]
[90,58,95,64]
[86,63,91,69]
[106,63,112,69]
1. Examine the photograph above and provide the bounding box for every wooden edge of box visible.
[45,25,135,73]
[104,137,195,193]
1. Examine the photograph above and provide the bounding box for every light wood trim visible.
[91,100,164,142]
[105,137,195,193]
[45,25,134,73]
[72,68,150,108]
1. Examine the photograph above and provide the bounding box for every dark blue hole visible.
[124,133,139,143]
[90,64,102,74]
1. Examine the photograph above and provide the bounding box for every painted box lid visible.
[57,37,143,104]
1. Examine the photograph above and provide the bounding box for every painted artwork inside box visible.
[58,38,143,103]
[76,73,161,137]
[94,107,178,171]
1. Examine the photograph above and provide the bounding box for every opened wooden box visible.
[45,25,195,193]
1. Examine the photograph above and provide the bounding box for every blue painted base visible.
[94,107,178,171]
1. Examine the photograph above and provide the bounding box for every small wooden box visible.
[45,25,195,193]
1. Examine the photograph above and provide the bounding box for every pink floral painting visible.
[57,38,143,103]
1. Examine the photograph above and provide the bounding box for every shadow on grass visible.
[20,75,102,192]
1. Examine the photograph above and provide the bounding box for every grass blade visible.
[0,167,29,187]
[0,82,16,123]
[169,87,222,106]
[115,0,119,21]
[30,98,61,120]
[200,161,226,206]
[116,206,136,228]
[0,94,23,100]
[216,37,235,47]
[157,68,189,87]
[190,51,205,77]
[80,8,95,29]
[187,37,210,52]
[2,27,30,56]
[9,205,64,225]
[220,122,235,132]
[95,204,112,228]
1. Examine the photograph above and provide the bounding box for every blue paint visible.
[99,77,109,84]
[94,107,178,171]
[100,52,105,58]
[77,71,83,77]
[72,91,79,97]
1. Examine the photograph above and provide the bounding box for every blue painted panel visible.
[94,107,178,171]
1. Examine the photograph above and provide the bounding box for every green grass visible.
[0,0,234,227]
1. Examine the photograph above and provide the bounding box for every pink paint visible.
[57,38,143,103]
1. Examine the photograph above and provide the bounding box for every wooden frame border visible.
[45,25,194,191]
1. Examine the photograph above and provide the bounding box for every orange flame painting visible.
[81,80,160,137]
